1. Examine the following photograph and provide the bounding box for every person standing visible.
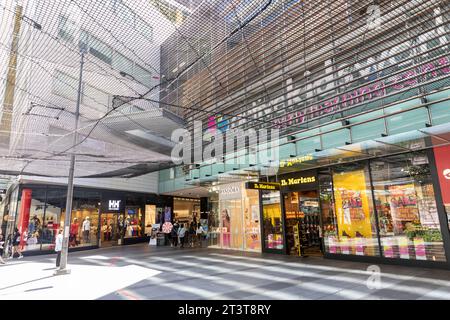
[10,228,23,259]
[55,229,63,268]
[178,223,186,248]
[188,222,196,248]
[0,232,6,264]
[317,224,324,253]
[196,223,204,248]
[171,221,179,247]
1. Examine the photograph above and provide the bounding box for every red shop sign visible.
[434,145,450,205]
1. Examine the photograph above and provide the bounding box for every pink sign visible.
[414,237,427,260]
[398,237,410,259]
[274,57,450,129]
[383,239,394,258]
[328,237,337,254]
[356,238,364,256]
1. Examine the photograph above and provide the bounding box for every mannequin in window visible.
[125,215,132,237]
[221,209,231,247]
[69,217,79,247]
[101,219,108,241]
[82,216,91,243]
[118,215,124,239]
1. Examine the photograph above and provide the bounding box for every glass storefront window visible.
[218,183,262,252]
[173,198,201,225]
[324,163,380,256]
[145,205,156,235]
[261,190,283,250]
[207,194,220,247]
[61,190,100,248]
[219,198,241,250]
[18,188,46,252]
[371,152,446,261]
[243,189,261,251]
[124,207,144,238]
[284,191,321,256]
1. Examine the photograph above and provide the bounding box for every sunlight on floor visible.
[0,261,161,300]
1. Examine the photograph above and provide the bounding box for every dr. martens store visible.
[2,184,173,255]
[263,148,450,268]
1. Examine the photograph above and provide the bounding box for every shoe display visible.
[342,230,351,238]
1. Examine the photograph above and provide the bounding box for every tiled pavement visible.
[1,244,450,300]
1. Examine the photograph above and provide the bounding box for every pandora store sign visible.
[219,183,242,200]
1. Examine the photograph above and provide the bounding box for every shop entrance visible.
[283,190,322,256]
[99,213,120,247]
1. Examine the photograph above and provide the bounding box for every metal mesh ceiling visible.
[0,0,449,179]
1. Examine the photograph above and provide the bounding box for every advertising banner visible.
[332,169,373,240]
[398,236,410,259]
[18,189,32,248]
[434,145,450,205]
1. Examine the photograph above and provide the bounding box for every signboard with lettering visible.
[219,183,242,200]
[101,194,125,213]
[245,182,280,191]
[279,170,319,192]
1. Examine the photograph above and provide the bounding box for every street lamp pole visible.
[55,48,86,275]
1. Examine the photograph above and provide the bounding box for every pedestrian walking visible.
[9,228,23,259]
[178,223,186,248]
[171,221,179,247]
[0,232,6,264]
[188,222,196,247]
[196,223,204,248]
[55,229,63,268]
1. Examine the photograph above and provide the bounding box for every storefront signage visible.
[224,22,449,132]
[245,182,280,191]
[281,176,316,186]
[279,170,318,192]
[108,200,121,211]
[101,194,125,213]
[219,183,242,200]
[219,185,240,195]
[434,146,450,205]
[280,154,314,168]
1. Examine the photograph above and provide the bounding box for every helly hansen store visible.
[3,184,173,256]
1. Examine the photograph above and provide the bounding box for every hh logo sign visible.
[108,200,121,211]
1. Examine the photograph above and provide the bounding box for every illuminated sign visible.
[245,182,280,191]
[280,154,314,168]
[281,176,316,186]
[279,170,318,192]
[108,200,121,211]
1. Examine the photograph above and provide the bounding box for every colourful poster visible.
[387,184,419,222]
[355,237,365,256]
[414,237,427,260]
[383,239,394,258]
[434,145,450,205]
[398,236,410,259]
[328,237,337,254]
[340,237,350,255]
[333,169,373,240]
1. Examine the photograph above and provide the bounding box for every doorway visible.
[99,213,120,247]
[284,190,322,256]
